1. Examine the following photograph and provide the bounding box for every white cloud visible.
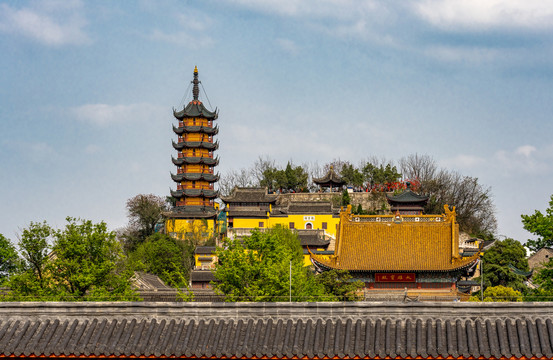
[149,29,213,47]
[493,144,553,176]
[440,154,486,169]
[276,38,299,55]
[0,0,90,46]
[423,45,501,64]
[414,0,553,31]
[70,103,163,127]
[148,10,214,47]
[3,140,57,162]
[440,144,553,176]
[84,144,102,154]
[223,0,553,67]
[516,145,537,157]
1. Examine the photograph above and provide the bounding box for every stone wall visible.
[277,191,390,213]
[528,247,553,270]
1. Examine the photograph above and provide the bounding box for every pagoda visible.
[165,67,219,236]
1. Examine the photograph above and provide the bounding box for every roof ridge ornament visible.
[192,66,200,101]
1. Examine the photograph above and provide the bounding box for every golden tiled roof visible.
[312,206,479,272]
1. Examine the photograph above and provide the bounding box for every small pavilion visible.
[313,166,345,192]
[386,182,429,215]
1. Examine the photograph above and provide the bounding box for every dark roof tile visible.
[221,187,278,204]
[4,302,553,359]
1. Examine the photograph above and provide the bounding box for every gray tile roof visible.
[1,302,553,359]
[190,270,216,282]
[221,187,278,204]
[195,246,217,255]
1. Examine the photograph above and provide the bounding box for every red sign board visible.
[375,273,416,282]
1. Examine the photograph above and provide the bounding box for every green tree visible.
[470,285,522,302]
[532,258,553,292]
[213,227,330,301]
[340,163,364,187]
[131,233,194,287]
[7,218,138,301]
[120,194,168,252]
[0,234,19,284]
[362,162,401,187]
[341,189,351,206]
[475,238,529,291]
[315,269,363,301]
[521,195,553,252]
[259,166,279,192]
[523,287,553,302]
[280,162,308,192]
[17,221,52,289]
[49,218,137,300]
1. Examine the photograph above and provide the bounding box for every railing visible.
[195,264,215,270]
[227,228,268,239]
[352,215,446,223]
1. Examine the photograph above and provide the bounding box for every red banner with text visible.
[375,273,416,282]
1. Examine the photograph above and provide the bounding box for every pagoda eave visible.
[171,173,220,182]
[164,206,218,219]
[171,156,219,166]
[172,140,219,151]
[172,125,219,136]
[170,189,218,198]
[173,102,218,120]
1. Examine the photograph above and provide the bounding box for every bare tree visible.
[251,156,276,185]
[399,154,496,236]
[399,153,438,183]
[218,168,256,196]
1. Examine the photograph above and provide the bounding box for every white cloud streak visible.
[0,0,90,46]
[414,0,553,31]
[148,10,214,47]
[442,144,553,176]
[70,103,164,127]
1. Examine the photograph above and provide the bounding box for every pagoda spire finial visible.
[192,66,199,101]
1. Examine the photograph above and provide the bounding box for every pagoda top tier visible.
[173,67,218,120]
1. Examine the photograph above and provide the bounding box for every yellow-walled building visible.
[221,187,340,265]
[164,67,220,239]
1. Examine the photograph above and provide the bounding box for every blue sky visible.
[1,0,553,243]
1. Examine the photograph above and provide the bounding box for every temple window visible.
[289,222,295,229]
[322,222,327,230]
[259,222,264,228]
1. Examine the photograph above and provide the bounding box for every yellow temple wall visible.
[231,217,269,229]
[194,253,216,267]
[165,218,216,238]
[268,214,340,236]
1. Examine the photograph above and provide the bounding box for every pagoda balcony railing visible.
[352,215,446,223]
[176,153,215,160]
[175,200,214,207]
[194,264,215,270]
[177,121,214,127]
[178,136,214,143]
[177,184,215,190]
[176,168,214,174]
[229,205,269,212]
